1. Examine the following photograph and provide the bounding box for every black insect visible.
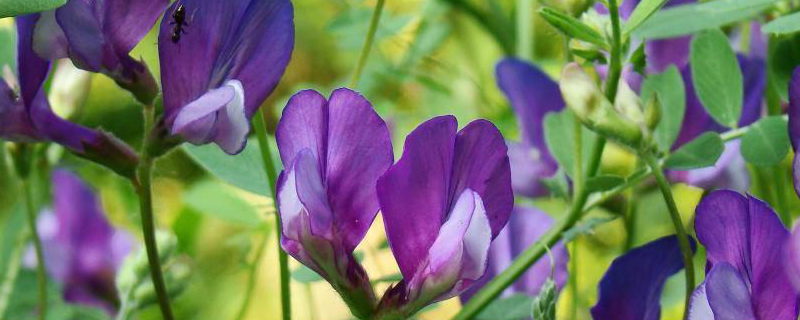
[170,4,188,43]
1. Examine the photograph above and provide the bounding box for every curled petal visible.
[172,80,249,154]
[705,263,757,320]
[591,235,696,320]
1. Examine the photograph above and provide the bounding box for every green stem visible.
[516,0,533,60]
[135,104,175,320]
[252,109,292,320]
[234,230,270,320]
[604,0,623,102]
[350,0,387,88]
[0,228,25,319]
[772,164,792,226]
[568,241,578,320]
[642,153,694,320]
[22,179,46,320]
[453,135,605,320]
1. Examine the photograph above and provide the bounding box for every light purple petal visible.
[31,11,69,60]
[646,36,691,73]
[687,283,714,320]
[495,58,561,187]
[705,263,757,320]
[591,235,695,320]
[506,141,552,198]
[669,140,749,191]
[378,115,457,279]
[451,120,513,238]
[276,89,329,167]
[695,191,798,320]
[278,148,333,240]
[786,224,800,292]
[172,80,249,154]
[159,0,294,122]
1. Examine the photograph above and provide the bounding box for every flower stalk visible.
[351,0,388,88]
[23,178,46,320]
[252,109,292,320]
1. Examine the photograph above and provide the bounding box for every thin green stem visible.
[568,241,578,320]
[642,153,694,319]
[22,179,46,320]
[234,230,270,320]
[252,109,291,320]
[516,0,533,60]
[135,104,175,320]
[604,0,623,102]
[772,164,792,226]
[350,0,387,88]
[0,230,26,319]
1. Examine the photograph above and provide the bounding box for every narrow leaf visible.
[634,0,781,39]
[690,28,743,128]
[740,116,790,166]
[622,0,669,36]
[184,181,263,226]
[763,11,800,34]
[586,175,625,193]
[539,7,608,48]
[543,110,598,180]
[0,0,66,18]
[641,66,686,151]
[664,132,724,170]
[291,265,323,283]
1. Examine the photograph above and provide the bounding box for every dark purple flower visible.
[376,115,513,313]
[158,0,294,155]
[591,235,696,320]
[460,206,568,302]
[275,88,392,312]
[1,15,139,177]
[688,190,797,320]
[496,58,563,198]
[788,67,800,198]
[31,169,133,314]
[31,0,167,104]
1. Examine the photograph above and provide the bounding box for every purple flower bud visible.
[376,116,513,315]
[158,0,294,155]
[31,0,167,104]
[275,88,393,318]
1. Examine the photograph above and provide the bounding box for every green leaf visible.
[538,7,608,48]
[0,0,66,18]
[475,294,534,320]
[184,138,275,197]
[0,23,16,72]
[622,0,669,36]
[634,0,781,39]
[373,273,403,283]
[291,265,323,283]
[763,11,800,34]
[531,278,557,320]
[585,175,625,193]
[543,110,598,180]
[664,132,724,170]
[183,180,263,226]
[690,29,743,128]
[740,116,790,166]
[630,42,647,75]
[541,169,570,200]
[641,66,686,151]
[768,34,800,102]
[562,216,618,243]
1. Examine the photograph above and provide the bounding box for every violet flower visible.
[275,88,393,317]
[787,67,800,198]
[30,0,167,104]
[496,58,563,198]
[688,190,798,320]
[460,206,569,301]
[591,235,696,320]
[158,0,294,155]
[0,15,139,177]
[28,169,133,314]
[376,115,513,315]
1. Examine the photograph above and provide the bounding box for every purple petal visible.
[31,11,69,60]
[172,80,249,154]
[789,66,800,151]
[646,36,691,73]
[278,149,333,241]
[54,0,108,72]
[695,191,798,320]
[495,58,561,185]
[786,224,800,292]
[739,54,766,127]
[378,115,457,279]
[451,120,513,238]
[591,235,695,320]
[687,283,714,320]
[0,78,41,141]
[669,140,749,190]
[324,88,393,250]
[705,263,757,320]
[159,0,294,122]
[506,141,552,198]
[276,89,393,251]
[103,0,168,54]
[460,206,569,302]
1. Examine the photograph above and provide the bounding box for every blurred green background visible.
[1,0,797,319]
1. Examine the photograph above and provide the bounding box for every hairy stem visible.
[351,0,388,88]
[252,109,292,320]
[642,153,695,319]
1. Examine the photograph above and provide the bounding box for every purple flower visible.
[688,190,798,320]
[1,15,139,177]
[787,67,800,198]
[32,169,133,314]
[30,0,167,104]
[376,116,513,313]
[460,206,569,302]
[495,58,563,198]
[158,0,294,155]
[786,225,800,292]
[591,235,696,320]
[275,88,393,314]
